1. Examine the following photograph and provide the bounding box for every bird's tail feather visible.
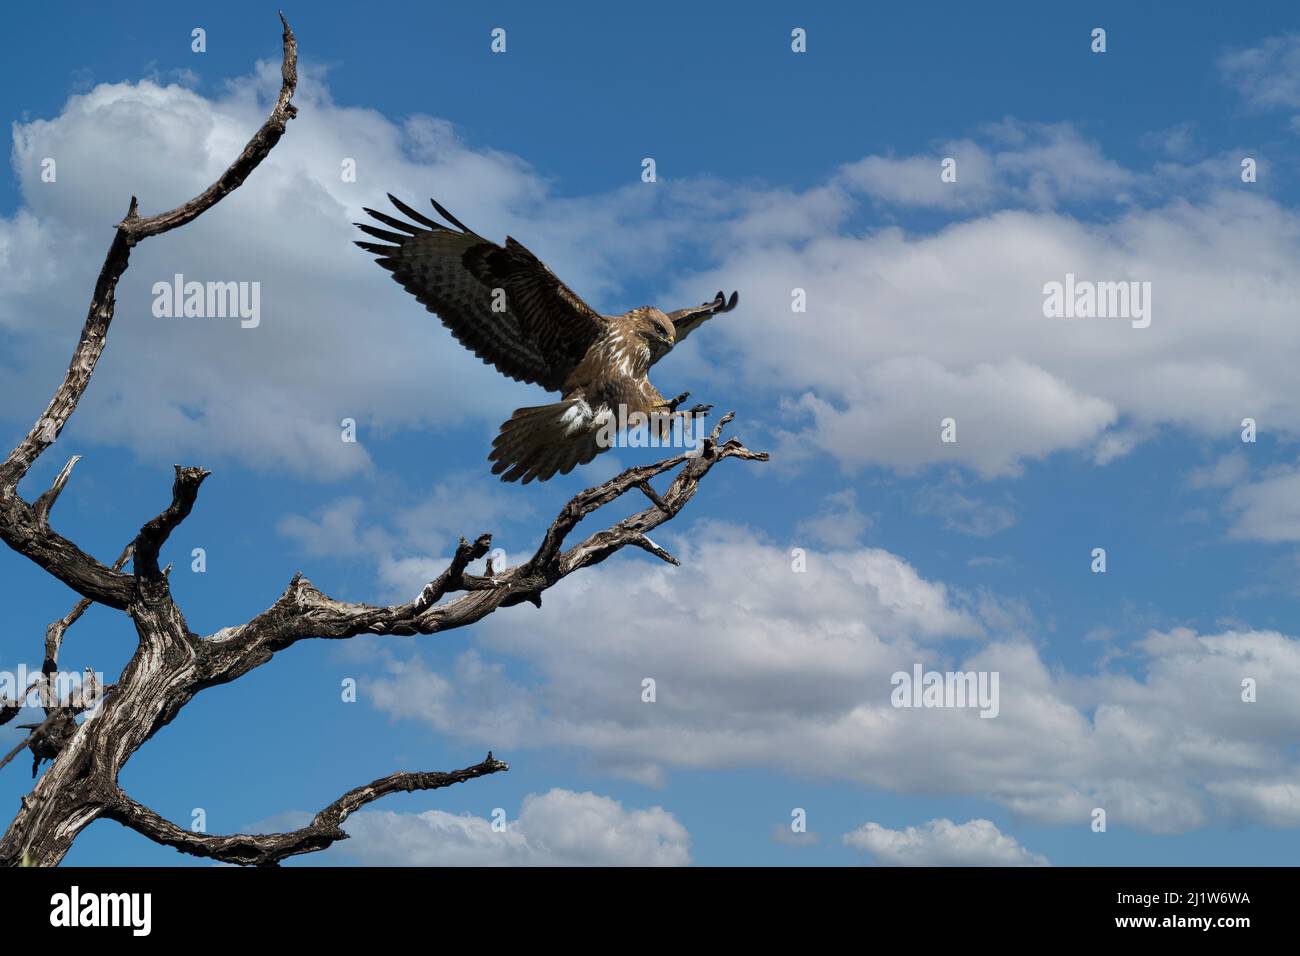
[489,400,607,483]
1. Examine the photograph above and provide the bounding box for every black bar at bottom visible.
[0,865,1285,941]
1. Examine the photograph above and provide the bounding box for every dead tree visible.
[0,16,766,866]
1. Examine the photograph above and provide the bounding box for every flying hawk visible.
[355,195,738,483]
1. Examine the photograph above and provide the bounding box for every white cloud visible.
[9,68,1298,486]
[667,181,1300,477]
[778,357,1116,479]
[795,489,872,548]
[1226,468,1300,541]
[838,122,1136,210]
[1186,452,1249,490]
[1219,34,1300,112]
[843,818,1048,866]
[278,497,393,558]
[276,473,526,599]
[366,525,1300,834]
[1207,776,1300,827]
[332,788,691,866]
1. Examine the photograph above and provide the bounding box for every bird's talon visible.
[663,391,691,412]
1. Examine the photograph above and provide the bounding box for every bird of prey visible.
[354,195,739,483]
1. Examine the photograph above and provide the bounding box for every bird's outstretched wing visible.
[666,290,739,347]
[355,196,606,391]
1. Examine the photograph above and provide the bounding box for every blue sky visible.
[2,0,1300,865]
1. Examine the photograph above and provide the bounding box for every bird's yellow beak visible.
[668,332,675,345]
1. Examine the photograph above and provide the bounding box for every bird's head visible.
[632,307,676,358]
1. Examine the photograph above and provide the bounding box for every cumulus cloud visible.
[365,524,1300,834]
[778,357,1116,479]
[331,789,691,866]
[843,818,1049,866]
[8,65,1298,486]
[838,121,1136,211]
[1225,468,1300,542]
[681,186,1300,477]
[1219,34,1300,112]
[1207,776,1300,827]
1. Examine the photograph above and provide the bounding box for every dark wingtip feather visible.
[387,193,440,229]
[355,223,409,243]
[363,207,426,235]
[430,198,471,233]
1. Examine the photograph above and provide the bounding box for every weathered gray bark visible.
[0,15,766,867]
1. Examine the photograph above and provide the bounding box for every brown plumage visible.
[355,195,739,482]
